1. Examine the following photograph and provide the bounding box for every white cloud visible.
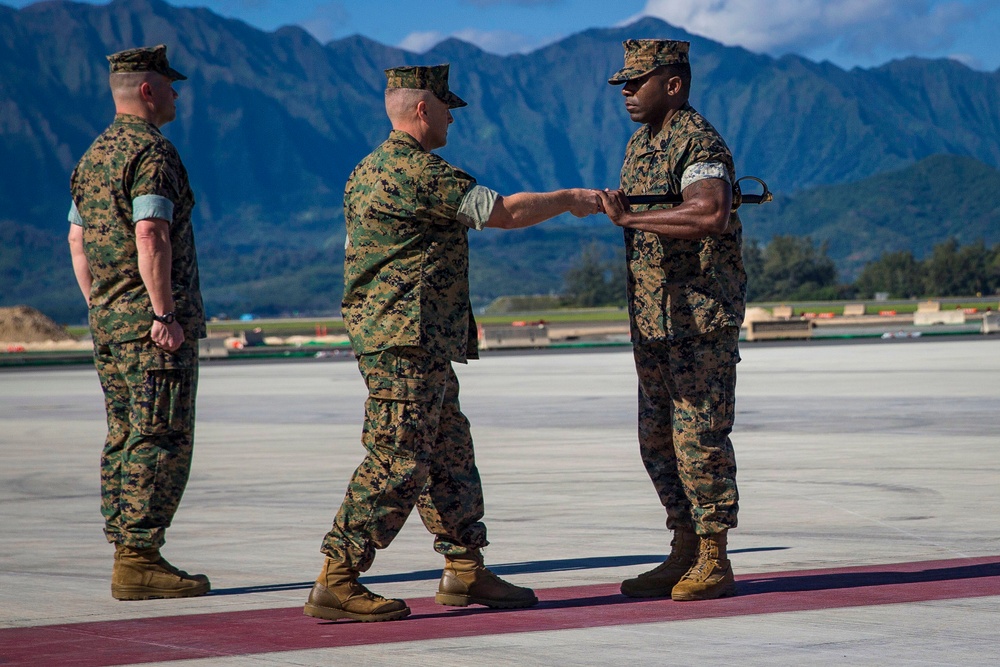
[298,1,349,43]
[399,28,542,54]
[398,31,448,53]
[451,28,540,53]
[639,0,981,61]
[946,53,981,69]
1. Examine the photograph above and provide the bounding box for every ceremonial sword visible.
[624,176,773,210]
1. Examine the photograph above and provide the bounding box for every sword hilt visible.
[625,176,773,210]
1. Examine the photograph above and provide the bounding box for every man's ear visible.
[666,75,684,97]
[139,81,154,103]
[415,99,430,123]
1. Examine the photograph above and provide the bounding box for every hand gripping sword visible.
[624,176,773,211]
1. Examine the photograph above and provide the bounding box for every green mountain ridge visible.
[748,154,1000,277]
[2,0,1000,322]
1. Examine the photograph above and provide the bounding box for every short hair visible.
[659,62,691,87]
[109,71,152,102]
[384,86,435,123]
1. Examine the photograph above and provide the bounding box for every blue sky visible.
[5,0,1000,71]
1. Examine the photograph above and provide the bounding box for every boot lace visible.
[684,544,722,581]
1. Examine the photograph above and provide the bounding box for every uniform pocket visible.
[366,375,434,402]
[672,328,738,434]
[704,369,735,433]
[133,348,195,436]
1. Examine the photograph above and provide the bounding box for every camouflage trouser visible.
[92,337,198,549]
[633,326,740,536]
[321,346,488,571]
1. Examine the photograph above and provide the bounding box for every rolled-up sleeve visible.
[132,194,175,223]
[681,162,730,192]
[457,185,499,231]
[68,201,84,227]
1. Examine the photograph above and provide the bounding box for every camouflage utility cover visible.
[107,44,186,81]
[608,39,690,84]
[385,64,467,109]
[342,130,480,363]
[620,103,747,342]
[70,114,205,344]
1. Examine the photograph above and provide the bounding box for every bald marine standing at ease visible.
[68,45,209,601]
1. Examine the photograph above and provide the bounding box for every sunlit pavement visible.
[2,336,998,666]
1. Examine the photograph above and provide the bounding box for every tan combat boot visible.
[435,549,538,609]
[671,531,737,601]
[111,545,211,600]
[620,528,699,598]
[303,557,410,622]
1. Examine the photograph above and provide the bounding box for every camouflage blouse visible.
[620,103,747,342]
[70,114,204,345]
[342,130,480,363]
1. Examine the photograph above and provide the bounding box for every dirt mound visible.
[0,306,76,343]
[744,306,776,323]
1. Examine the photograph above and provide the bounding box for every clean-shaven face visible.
[423,93,453,149]
[149,73,179,127]
[621,68,673,127]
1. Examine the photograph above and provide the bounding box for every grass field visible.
[62,296,997,339]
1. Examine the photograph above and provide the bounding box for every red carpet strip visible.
[2,555,998,666]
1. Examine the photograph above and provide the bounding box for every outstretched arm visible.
[485,188,601,230]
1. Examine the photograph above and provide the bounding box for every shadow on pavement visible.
[738,559,1000,595]
[208,547,788,596]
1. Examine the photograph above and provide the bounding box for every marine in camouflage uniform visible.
[327,127,487,568]
[305,64,600,623]
[599,39,746,601]
[68,45,209,600]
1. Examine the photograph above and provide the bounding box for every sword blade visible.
[625,193,773,206]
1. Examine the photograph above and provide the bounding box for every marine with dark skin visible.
[599,39,746,603]
[600,67,733,239]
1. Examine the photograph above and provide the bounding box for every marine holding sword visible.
[597,39,747,601]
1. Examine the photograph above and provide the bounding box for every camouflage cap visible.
[385,64,467,109]
[107,44,187,81]
[608,39,689,85]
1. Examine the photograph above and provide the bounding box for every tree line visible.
[562,237,1000,307]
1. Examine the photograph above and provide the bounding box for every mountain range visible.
[2,0,999,323]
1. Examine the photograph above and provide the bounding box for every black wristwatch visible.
[152,311,176,325]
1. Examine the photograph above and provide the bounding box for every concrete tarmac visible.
[1,337,998,665]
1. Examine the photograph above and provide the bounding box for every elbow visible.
[493,216,519,230]
[684,195,731,237]
[690,209,730,237]
[134,228,157,246]
[706,214,730,236]
[68,225,82,248]
[135,230,169,257]
[485,207,519,230]
[703,199,732,235]
[135,219,171,250]
[484,195,519,230]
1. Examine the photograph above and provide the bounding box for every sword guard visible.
[732,176,772,210]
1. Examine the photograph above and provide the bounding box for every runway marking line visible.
[2,555,998,666]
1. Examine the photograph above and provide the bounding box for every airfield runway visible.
[1,336,998,666]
